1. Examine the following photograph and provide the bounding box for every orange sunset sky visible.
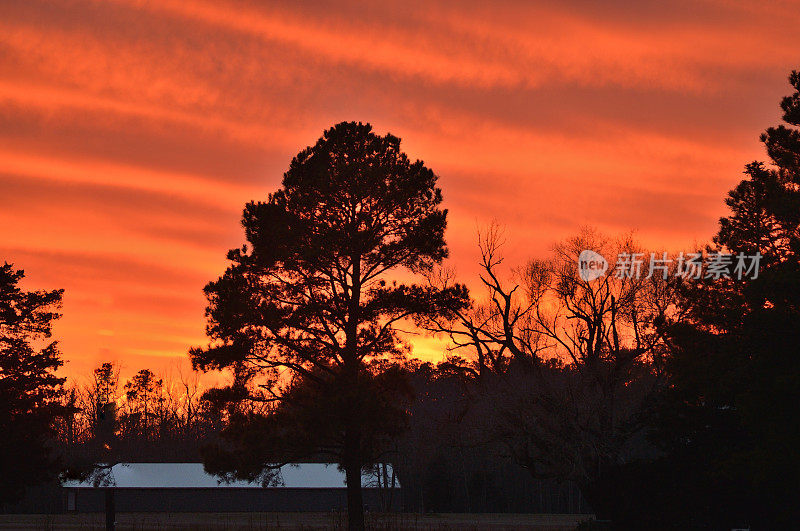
[2,0,799,383]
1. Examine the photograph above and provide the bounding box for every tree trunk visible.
[344,428,365,531]
[342,375,365,530]
[343,250,365,530]
[104,488,115,531]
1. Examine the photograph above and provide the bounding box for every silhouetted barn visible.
[61,463,400,513]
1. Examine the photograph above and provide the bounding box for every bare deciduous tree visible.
[423,226,680,486]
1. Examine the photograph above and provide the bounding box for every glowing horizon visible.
[2,0,799,382]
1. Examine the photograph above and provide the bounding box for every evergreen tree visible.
[123,369,163,440]
[191,122,468,530]
[657,70,800,528]
[0,263,66,504]
[92,362,119,442]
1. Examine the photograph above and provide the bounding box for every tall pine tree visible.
[191,122,467,530]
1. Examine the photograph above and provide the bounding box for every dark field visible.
[0,512,595,530]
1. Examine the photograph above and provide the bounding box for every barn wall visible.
[0,481,64,514]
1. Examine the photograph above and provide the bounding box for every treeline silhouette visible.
[51,360,587,514]
[2,70,800,529]
[55,364,233,465]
